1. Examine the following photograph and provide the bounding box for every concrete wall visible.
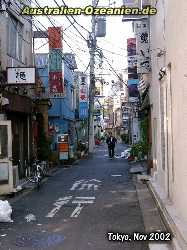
[150,0,187,243]
[165,0,187,221]
[150,0,166,192]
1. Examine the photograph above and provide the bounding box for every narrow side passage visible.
[0,144,148,250]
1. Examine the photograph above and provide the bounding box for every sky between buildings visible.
[33,0,134,95]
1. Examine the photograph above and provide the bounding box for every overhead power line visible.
[59,0,91,34]
[33,0,89,69]
[33,12,89,69]
[52,0,88,42]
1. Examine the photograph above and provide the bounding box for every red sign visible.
[49,72,64,97]
[127,38,136,56]
[48,27,62,49]
[79,84,87,102]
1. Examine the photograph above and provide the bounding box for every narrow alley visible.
[0,144,151,250]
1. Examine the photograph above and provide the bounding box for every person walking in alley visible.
[106,132,117,158]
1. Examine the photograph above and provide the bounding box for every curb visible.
[133,177,172,250]
[147,181,186,250]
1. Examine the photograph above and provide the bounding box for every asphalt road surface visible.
[0,144,148,250]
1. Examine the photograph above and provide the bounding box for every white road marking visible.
[72,197,95,204]
[70,197,96,218]
[72,200,95,204]
[46,196,72,218]
[74,197,96,199]
[111,174,122,177]
[25,214,36,222]
[70,179,101,191]
[70,204,84,218]
[70,180,85,191]
[79,183,99,191]
[86,179,101,183]
[0,234,7,237]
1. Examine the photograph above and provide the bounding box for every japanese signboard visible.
[134,19,151,73]
[79,102,88,119]
[79,81,88,103]
[128,55,137,68]
[48,27,63,49]
[7,67,35,85]
[49,72,64,98]
[127,37,139,99]
[48,26,64,98]
[128,79,139,86]
[128,55,137,74]
[128,84,139,97]
[49,49,63,72]
[79,74,88,120]
[127,38,136,56]
[57,134,69,160]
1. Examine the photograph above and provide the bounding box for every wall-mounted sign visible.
[134,19,151,73]
[127,38,136,56]
[48,26,64,98]
[49,49,63,72]
[49,72,64,98]
[57,134,68,143]
[128,79,139,86]
[79,83,88,102]
[7,67,35,85]
[78,73,88,120]
[57,134,69,160]
[48,27,63,49]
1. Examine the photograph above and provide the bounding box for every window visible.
[7,15,23,62]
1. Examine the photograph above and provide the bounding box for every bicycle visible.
[26,160,44,190]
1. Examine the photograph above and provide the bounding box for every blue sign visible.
[128,79,139,86]
[49,49,63,72]
[79,102,88,120]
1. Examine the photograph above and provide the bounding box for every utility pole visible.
[88,0,97,153]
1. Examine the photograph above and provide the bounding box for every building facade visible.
[35,52,78,160]
[0,1,34,179]
[149,0,187,248]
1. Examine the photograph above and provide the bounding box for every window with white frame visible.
[7,15,23,62]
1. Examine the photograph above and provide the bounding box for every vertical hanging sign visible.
[127,38,139,99]
[134,19,151,73]
[48,27,65,98]
[79,74,88,120]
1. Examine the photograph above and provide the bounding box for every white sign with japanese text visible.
[79,82,88,103]
[7,67,36,84]
[134,20,151,73]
